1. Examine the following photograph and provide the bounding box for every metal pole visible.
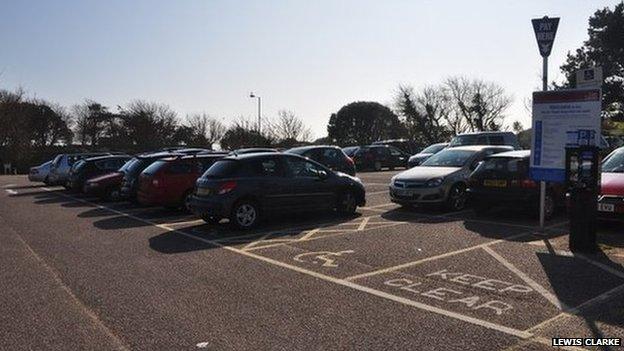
[257,97,262,133]
[539,56,548,229]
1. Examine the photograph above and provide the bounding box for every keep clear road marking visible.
[482,246,569,310]
[344,231,534,282]
[38,187,532,340]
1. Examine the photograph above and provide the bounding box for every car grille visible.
[394,180,426,189]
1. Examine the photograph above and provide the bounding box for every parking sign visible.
[531,17,559,57]
[530,89,601,182]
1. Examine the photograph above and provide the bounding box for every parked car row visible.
[29,147,367,229]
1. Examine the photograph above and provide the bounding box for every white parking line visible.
[35,188,532,339]
[5,189,18,195]
[2,184,17,188]
[482,246,568,310]
[366,190,389,196]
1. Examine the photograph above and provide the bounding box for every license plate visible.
[196,187,211,196]
[483,179,507,187]
[598,203,615,212]
[396,189,412,196]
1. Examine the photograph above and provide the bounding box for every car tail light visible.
[346,157,354,165]
[520,179,537,188]
[218,181,237,195]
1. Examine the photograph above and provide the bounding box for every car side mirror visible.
[317,170,329,180]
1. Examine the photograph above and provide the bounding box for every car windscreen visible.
[602,150,624,173]
[421,144,446,154]
[202,160,240,178]
[118,159,136,173]
[72,160,86,172]
[142,160,168,175]
[421,149,475,167]
[126,159,151,176]
[449,135,478,147]
[474,157,527,175]
[342,147,359,156]
[52,155,63,167]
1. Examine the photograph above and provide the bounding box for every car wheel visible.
[182,191,193,212]
[337,191,358,215]
[374,161,382,171]
[201,215,220,224]
[43,176,50,185]
[230,200,260,229]
[446,184,467,211]
[105,188,120,202]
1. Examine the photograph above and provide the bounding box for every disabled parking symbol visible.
[294,250,354,268]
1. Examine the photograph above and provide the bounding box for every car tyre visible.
[105,187,120,202]
[230,200,260,229]
[446,183,467,211]
[182,190,193,212]
[43,176,50,185]
[337,191,358,215]
[374,161,382,172]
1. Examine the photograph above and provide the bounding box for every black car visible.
[67,155,131,192]
[467,150,565,219]
[286,145,356,176]
[189,153,366,229]
[343,145,409,171]
[120,152,184,200]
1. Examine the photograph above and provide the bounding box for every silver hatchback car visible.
[389,145,513,211]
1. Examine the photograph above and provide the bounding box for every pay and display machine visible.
[564,140,600,252]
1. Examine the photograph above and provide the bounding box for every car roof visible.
[487,150,530,159]
[444,145,514,152]
[160,154,226,162]
[84,155,130,162]
[136,151,184,159]
[454,131,514,136]
[288,145,339,152]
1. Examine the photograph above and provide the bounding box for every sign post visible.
[531,16,559,229]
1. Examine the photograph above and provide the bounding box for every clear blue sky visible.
[0,0,620,139]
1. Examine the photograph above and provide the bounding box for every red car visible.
[137,154,224,210]
[83,158,137,200]
[598,146,624,218]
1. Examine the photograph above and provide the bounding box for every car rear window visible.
[342,147,359,156]
[142,160,167,175]
[202,160,240,178]
[421,144,446,154]
[126,159,151,175]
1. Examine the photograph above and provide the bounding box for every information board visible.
[530,89,601,182]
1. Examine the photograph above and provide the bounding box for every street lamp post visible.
[249,92,261,133]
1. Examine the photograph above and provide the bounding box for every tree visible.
[185,113,226,149]
[267,110,312,146]
[119,100,179,150]
[558,3,624,122]
[220,126,273,150]
[512,121,524,133]
[395,85,452,147]
[327,101,405,145]
[72,100,116,146]
[443,77,512,133]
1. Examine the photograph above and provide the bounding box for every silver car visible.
[48,152,111,186]
[28,160,53,183]
[389,145,513,211]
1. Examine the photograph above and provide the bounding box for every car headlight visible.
[426,178,444,187]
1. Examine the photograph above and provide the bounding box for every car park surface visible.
[1,170,624,350]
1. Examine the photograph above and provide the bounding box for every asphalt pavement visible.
[1,170,623,350]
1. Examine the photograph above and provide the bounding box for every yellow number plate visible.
[483,180,507,187]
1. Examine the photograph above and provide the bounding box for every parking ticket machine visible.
[565,144,600,252]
